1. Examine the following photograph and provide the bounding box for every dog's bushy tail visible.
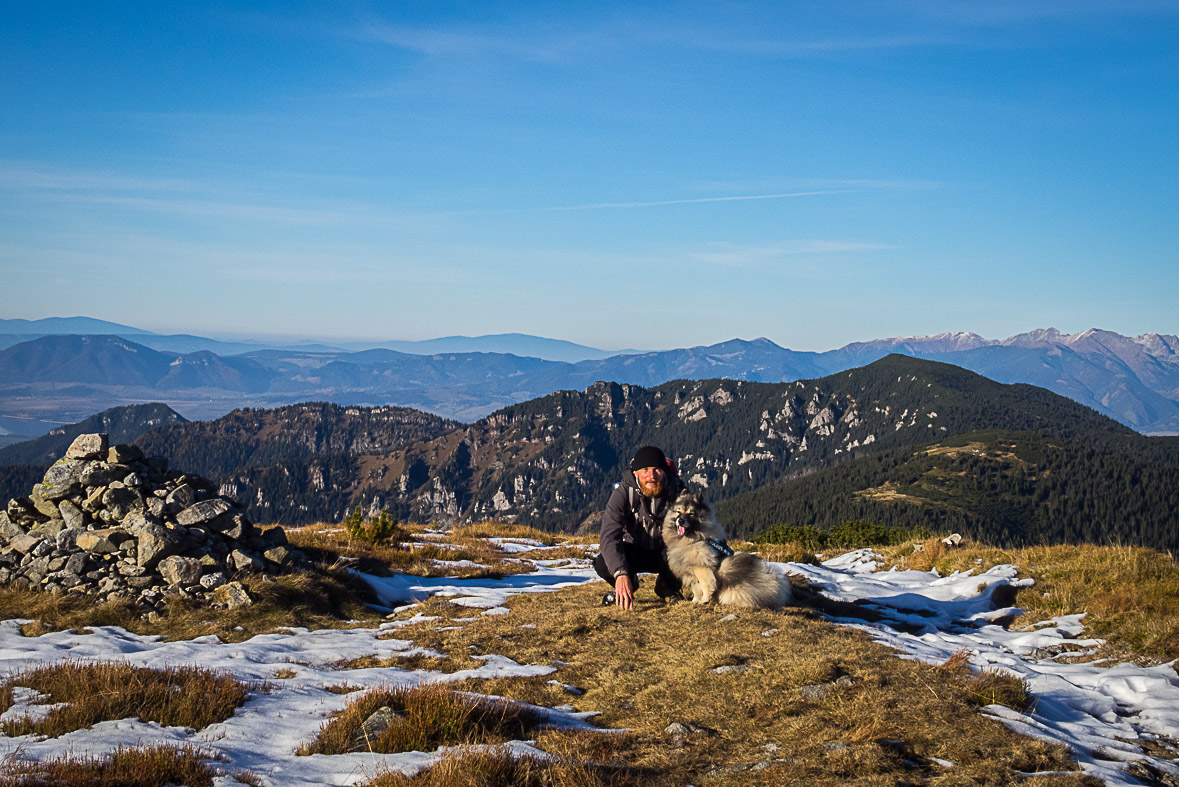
[716,551,793,610]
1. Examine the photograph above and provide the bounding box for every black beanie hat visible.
[630,445,667,471]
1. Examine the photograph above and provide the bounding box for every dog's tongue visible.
[677,525,686,536]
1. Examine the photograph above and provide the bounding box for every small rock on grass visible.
[348,705,404,752]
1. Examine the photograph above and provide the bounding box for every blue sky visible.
[2,1,1176,351]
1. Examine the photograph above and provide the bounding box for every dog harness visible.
[705,538,734,558]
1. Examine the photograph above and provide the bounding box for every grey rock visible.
[146,497,166,518]
[711,664,754,675]
[102,486,144,519]
[166,484,196,511]
[96,576,122,594]
[57,500,86,530]
[121,511,159,535]
[798,684,830,702]
[55,527,83,551]
[30,519,67,540]
[76,529,126,554]
[107,444,143,464]
[65,553,88,576]
[48,556,67,572]
[199,571,228,590]
[159,555,203,586]
[79,462,125,487]
[215,516,248,540]
[40,462,88,500]
[665,722,691,748]
[188,546,223,567]
[228,549,263,572]
[0,512,26,541]
[823,741,851,753]
[263,546,292,566]
[260,526,288,547]
[31,539,55,558]
[7,497,43,526]
[82,486,107,512]
[9,533,44,555]
[212,581,252,609]
[176,499,232,527]
[116,562,148,577]
[348,706,403,752]
[66,433,109,460]
[124,473,143,488]
[30,486,63,517]
[137,524,185,568]
[834,675,855,689]
[125,576,157,589]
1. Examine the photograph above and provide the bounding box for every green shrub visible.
[344,507,406,545]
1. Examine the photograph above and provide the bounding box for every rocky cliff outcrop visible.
[0,433,303,614]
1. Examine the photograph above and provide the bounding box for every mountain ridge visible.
[2,325,1177,434]
[123,356,1148,534]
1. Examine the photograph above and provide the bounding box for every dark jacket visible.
[599,468,683,579]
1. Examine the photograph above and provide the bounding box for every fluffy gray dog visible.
[661,491,792,609]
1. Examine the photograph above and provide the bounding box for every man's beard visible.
[639,479,663,497]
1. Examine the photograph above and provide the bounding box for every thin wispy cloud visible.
[0,163,193,194]
[693,240,893,267]
[544,190,850,211]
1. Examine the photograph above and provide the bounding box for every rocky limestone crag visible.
[0,433,306,613]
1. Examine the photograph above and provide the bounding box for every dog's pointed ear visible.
[693,491,704,506]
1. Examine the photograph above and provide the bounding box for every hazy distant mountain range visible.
[0,319,1176,436]
[0,318,633,362]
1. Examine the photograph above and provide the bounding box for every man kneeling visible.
[593,445,684,610]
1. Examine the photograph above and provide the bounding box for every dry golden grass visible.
[298,683,547,755]
[938,650,1033,711]
[880,540,1179,661]
[3,565,387,643]
[288,524,539,579]
[740,540,820,565]
[450,522,571,544]
[0,745,219,787]
[379,582,1096,786]
[0,661,255,738]
[365,745,637,787]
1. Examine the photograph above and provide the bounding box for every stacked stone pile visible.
[0,433,307,613]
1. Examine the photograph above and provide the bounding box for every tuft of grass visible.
[364,746,637,787]
[0,661,255,738]
[298,684,548,755]
[963,670,1033,711]
[880,541,1179,660]
[0,744,262,787]
[938,650,1033,711]
[0,745,218,787]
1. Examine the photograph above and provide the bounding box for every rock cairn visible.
[0,433,304,613]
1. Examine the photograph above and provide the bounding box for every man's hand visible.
[614,574,635,610]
